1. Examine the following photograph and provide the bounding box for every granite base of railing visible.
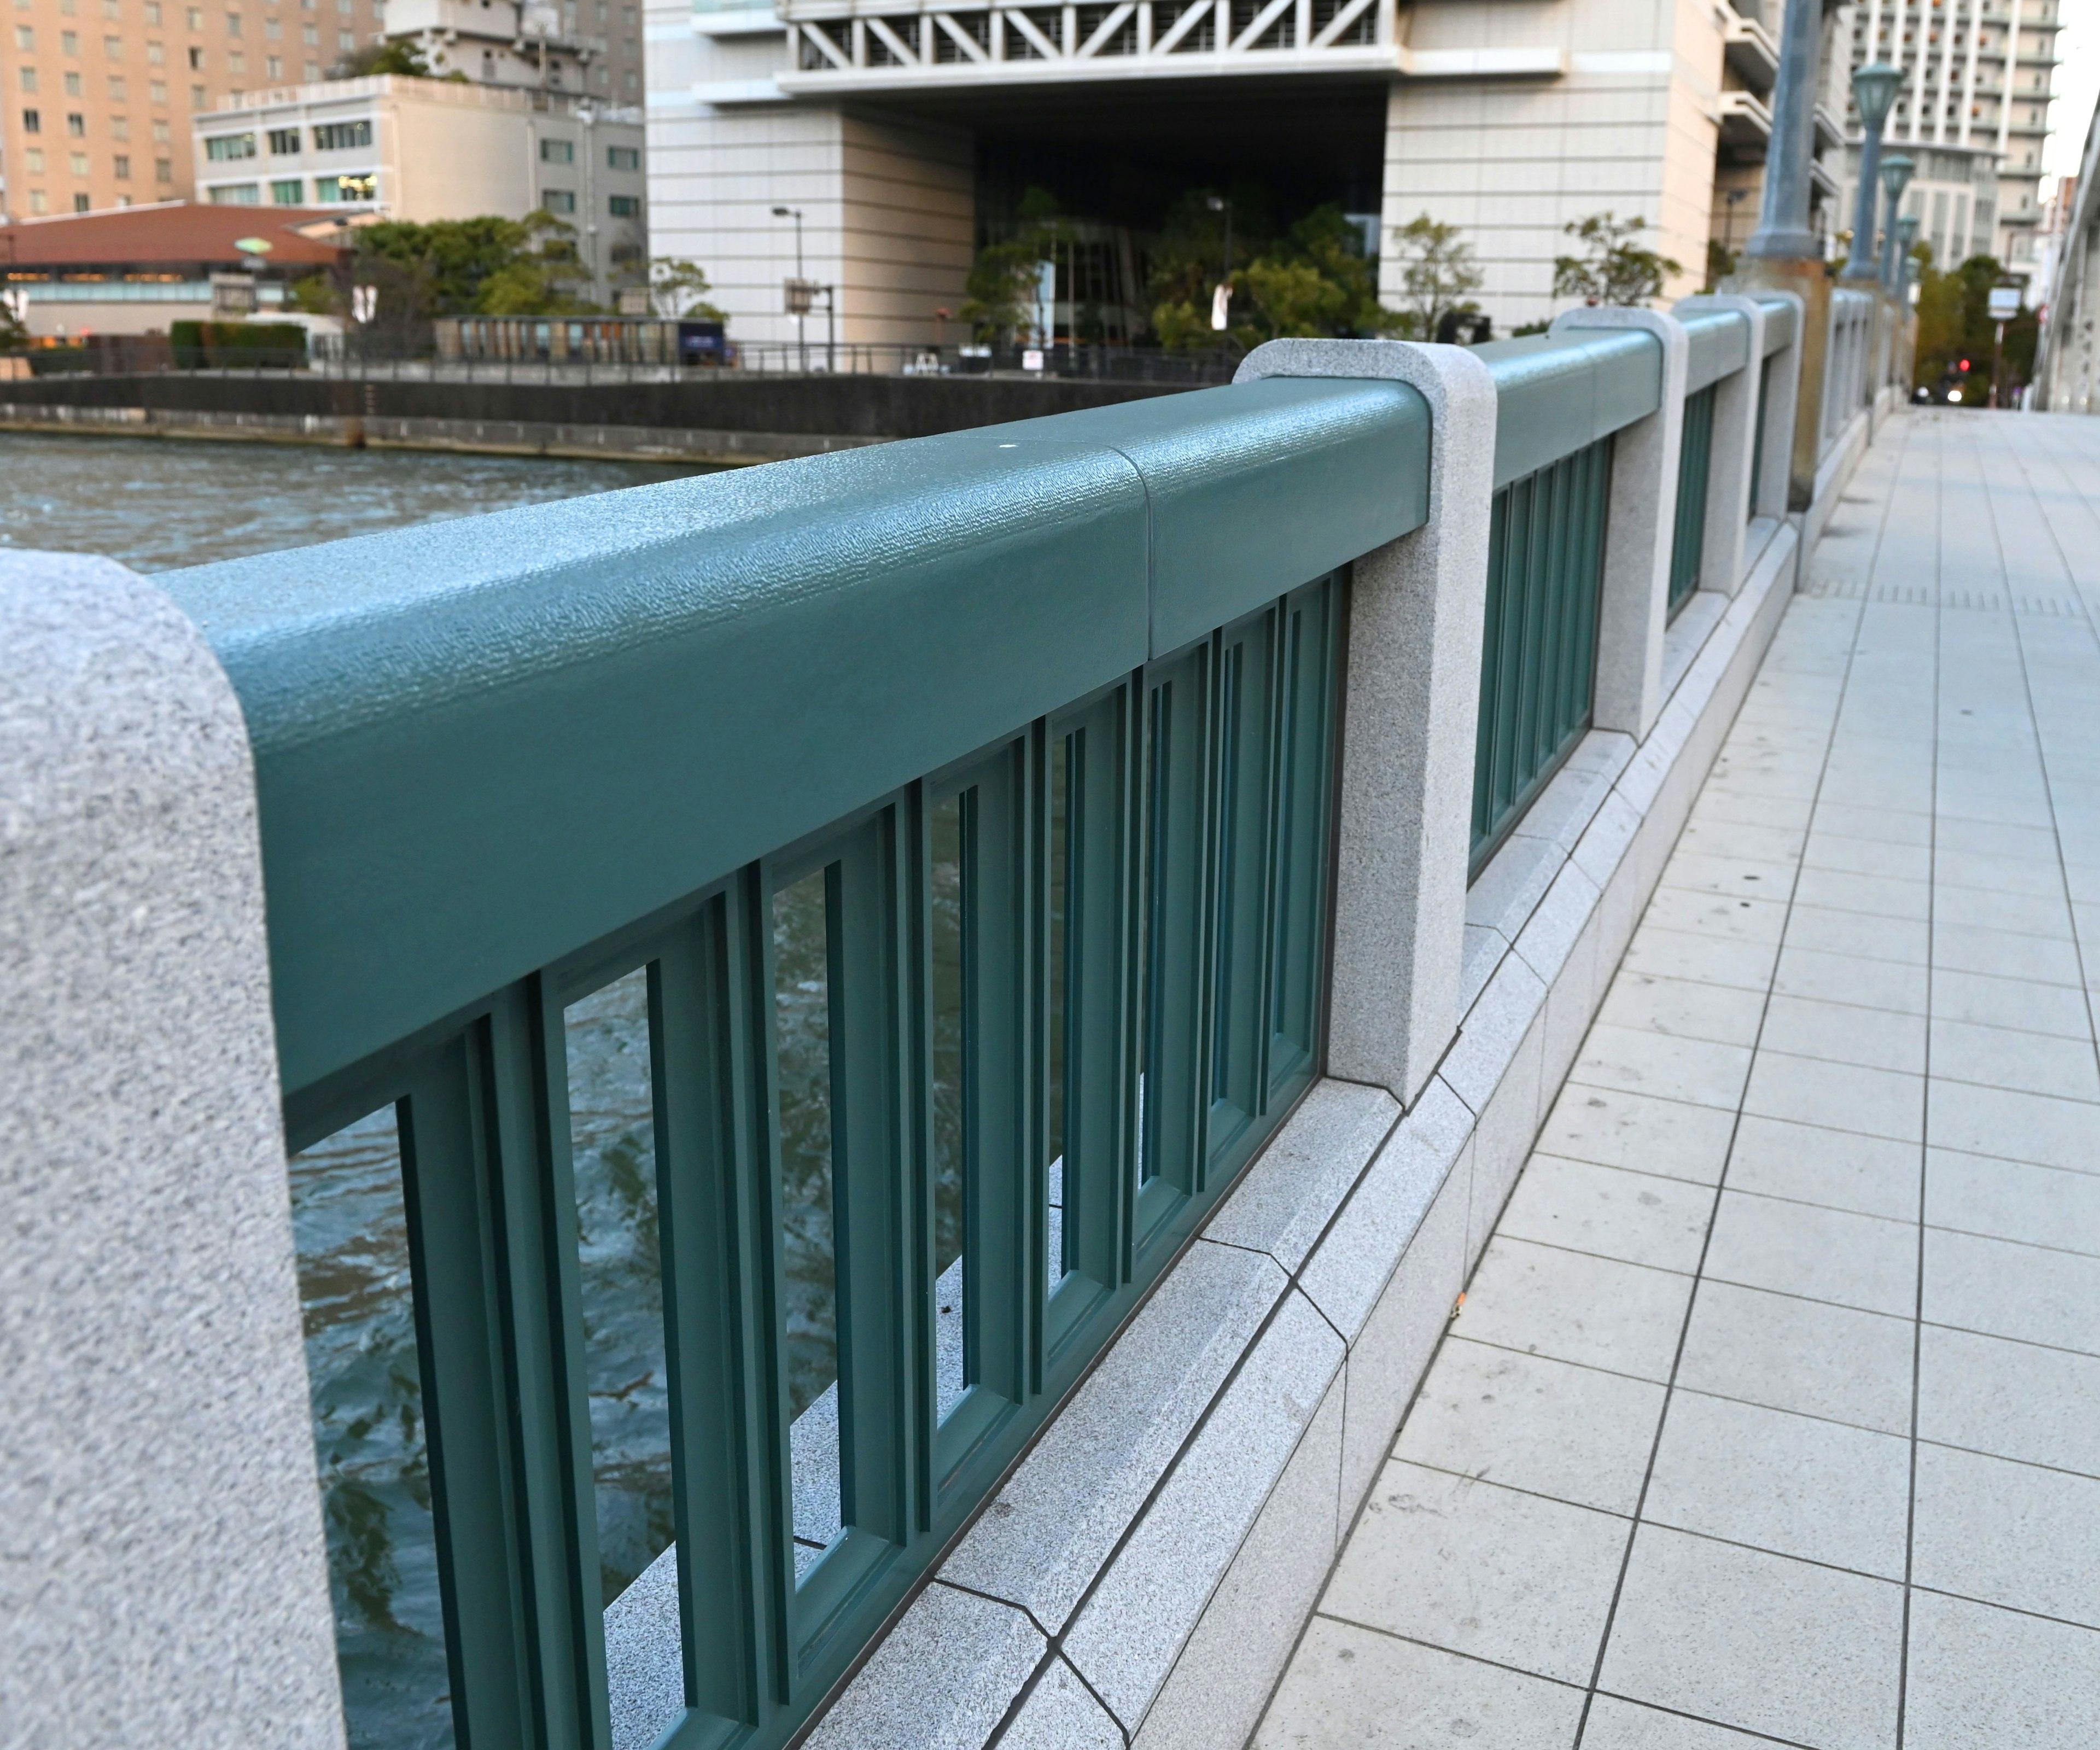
[0,399,883,465]
[796,509,1806,1750]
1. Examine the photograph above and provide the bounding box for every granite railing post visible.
[0,551,345,1748]
[1234,339,1497,1109]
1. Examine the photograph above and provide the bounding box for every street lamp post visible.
[1842,63,1902,283]
[1896,215,1921,291]
[1877,156,1916,289]
[772,203,806,369]
[1742,0,1826,261]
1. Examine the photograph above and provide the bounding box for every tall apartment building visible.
[0,0,389,218]
[1836,0,2063,274]
[644,0,1845,348]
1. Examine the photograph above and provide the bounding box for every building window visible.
[313,170,373,200]
[264,52,277,73]
[224,5,238,27]
[540,187,575,212]
[154,154,170,177]
[152,118,168,140]
[61,27,78,51]
[539,136,573,161]
[266,124,296,150]
[203,129,255,156]
[269,176,300,201]
[190,83,205,104]
[13,23,31,46]
[300,19,314,39]
[145,1,160,20]
[264,11,277,31]
[608,193,638,217]
[21,106,37,130]
[63,71,81,92]
[18,68,36,92]
[311,118,369,149]
[606,143,638,170]
[187,42,201,64]
[147,37,162,59]
[209,180,260,201]
[25,146,43,170]
[228,48,242,67]
[108,73,125,95]
[113,150,129,176]
[186,3,200,21]
[73,191,90,210]
[335,26,349,46]
[103,31,119,52]
[66,109,84,132]
[301,58,314,74]
[110,112,126,136]
[28,189,48,213]
[69,148,87,170]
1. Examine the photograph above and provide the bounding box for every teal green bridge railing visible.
[165,379,1429,1750]
[162,308,1773,1749]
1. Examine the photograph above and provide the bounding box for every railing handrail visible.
[161,374,1430,1096]
[1472,325,1663,487]
[1753,291,1799,354]
[1679,307,1752,394]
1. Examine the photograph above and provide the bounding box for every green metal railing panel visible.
[1669,382,1718,614]
[1682,309,1751,395]
[980,376,1431,657]
[167,377,1419,1097]
[1470,436,1613,868]
[1473,328,1662,488]
[1757,293,1797,355]
[1749,354,1774,516]
[223,374,1358,1750]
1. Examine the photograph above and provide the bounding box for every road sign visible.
[1988,286,2021,320]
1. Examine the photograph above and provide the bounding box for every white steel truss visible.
[774,0,1398,93]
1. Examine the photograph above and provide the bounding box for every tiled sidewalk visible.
[1256,411,2100,1749]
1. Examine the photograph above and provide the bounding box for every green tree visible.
[1386,213,1484,340]
[1552,212,1682,306]
[1236,205,1401,343]
[1912,250,2035,404]
[647,257,726,321]
[958,186,1071,345]
[0,294,29,352]
[354,211,594,317]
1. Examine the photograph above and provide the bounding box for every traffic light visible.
[1958,358,1971,373]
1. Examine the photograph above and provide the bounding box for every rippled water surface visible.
[0,431,711,571]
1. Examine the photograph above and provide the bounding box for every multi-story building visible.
[381,0,646,103]
[0,0,390,219]
[191,73,646,297]
[643,0,1846,348]
[1837,0,2063,276]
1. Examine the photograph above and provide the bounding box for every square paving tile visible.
[1498,1155,1716,1274]
[1924,1148,2100,1257]
[1643,1390,1911,1580]
[1319,1461,1629,1687]
[1912,1443,2100,1628]
[1790,865,1931,922]
[1396,1338,1666,1516]
[1621,926,1781,994]
[1537,1083,1737,1185]
[1902,1589,2100,1750]
[1252,1617,1584,1749]
[1918,1324,2100,1479]
[1802,832,1934,883]
[1641,888,1790,946]
[1782,905,1929,967]
[1676,1280,1915,1436]
[1932,922,2086,987]
[1927,969,2094,1040]
[1927,1019,2100,1104]
[1572,1024,1754,1111]
[1724,1117,1921,1222]
[1771,945,1929,1016]
[1582,1694,1788,1746]
[1932,883,2076,942]
[1454,1238,1693,1383]
[1660,849,1800,902]
[1923,1226,2100,1356]
[1597,972,1768,1048]
[1701,1191,1918,1319]
[1742,1052,1924,1144]
[1757,994,1926,1076]
[1926,1078,2100,1175]
[1597,1524,1903,1750]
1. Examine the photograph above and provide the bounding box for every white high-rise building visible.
[643,0,1846,348]
[1836,0,2063,275]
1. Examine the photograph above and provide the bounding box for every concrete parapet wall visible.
[0,552,344,1747]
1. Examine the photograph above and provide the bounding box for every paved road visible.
[1256,411,2100,1748]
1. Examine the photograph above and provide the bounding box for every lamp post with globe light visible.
[1878,157,1916,289]
[1842,63,1903,283]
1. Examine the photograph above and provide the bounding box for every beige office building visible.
[191,72,645,295]
[643,0,1853,347]
[0,0,389,219]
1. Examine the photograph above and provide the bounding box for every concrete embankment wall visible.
[0,372,1191,464]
